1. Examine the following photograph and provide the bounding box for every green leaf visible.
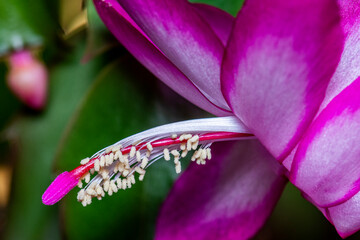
[190,0,244,16]
[0,0,57,55]
[4,42,103,240]
[55,57,203,240]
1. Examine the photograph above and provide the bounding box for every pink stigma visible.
[42,171,80,205]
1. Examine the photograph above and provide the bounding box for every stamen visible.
[130,146,136,158]
[206,148,212,160]
[122,169,129,177]
[42,116,253,206]
[121,179,127,189]
[136,151,141,162]
[171,150,180,158]
[141,157,149,169]
[80,157,90,165]
[99,156,105,167]
[163,148,170,161]
[181,149,188,158]
[84,172,90,183]
[146,143,153,151]
[94,159,100,171]
[175,162,181,174]
[139,174,145,181]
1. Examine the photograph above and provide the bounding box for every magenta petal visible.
[192,3,234,46]
[321,0,360,110]
[156,140,287,240]
[290,76,360,207]
[117,0,230,110]
[222,0,344,160]
[281,148,296,172]
[94,0,230,116]
[328,190,360,238]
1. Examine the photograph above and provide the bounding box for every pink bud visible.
[6,50,48,110]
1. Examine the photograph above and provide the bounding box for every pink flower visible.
[6,50,48,110]
[43,0,360,239]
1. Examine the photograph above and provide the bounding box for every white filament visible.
[91,116,250,158]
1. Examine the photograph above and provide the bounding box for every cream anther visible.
[141,157,148,169]
[174,157,180,164]
[180,143,186,150]
[110,181,118,193]
[77,189,85,201]
[171,150,180,157]
[94,159,100,171]
[84,173,90,183]
[86,187,96,196]
[122,179,127,190]
[96,186,104,196]
[164,148,170,161]
[112,145,120,153]
[201,149,207,160]
[116,178,122,188]
[192,141,199,150]
[130,146,136,158]
[139,174,145,181]
[206,148,212,160]
[122,169,129,177]
[146,143,153,151]
[100,156,105,167]
[135,167,146,175]
[130,175,135,184]
[190,135,199,143]
[181,149,188,158]
[80,157,90,165]
[191,150,201,161]
[100,169,109,179]
[175,162,181,174]
[126,178,132,188]
[103,180,110,192]
[107,152,114,165]
[136,151,141,162]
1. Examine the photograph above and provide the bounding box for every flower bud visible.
[6,50,48,110]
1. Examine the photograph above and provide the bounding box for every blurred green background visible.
[0,0,359,239]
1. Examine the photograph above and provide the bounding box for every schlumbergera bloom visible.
[6,50,48,110]
[42,0,360,239]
